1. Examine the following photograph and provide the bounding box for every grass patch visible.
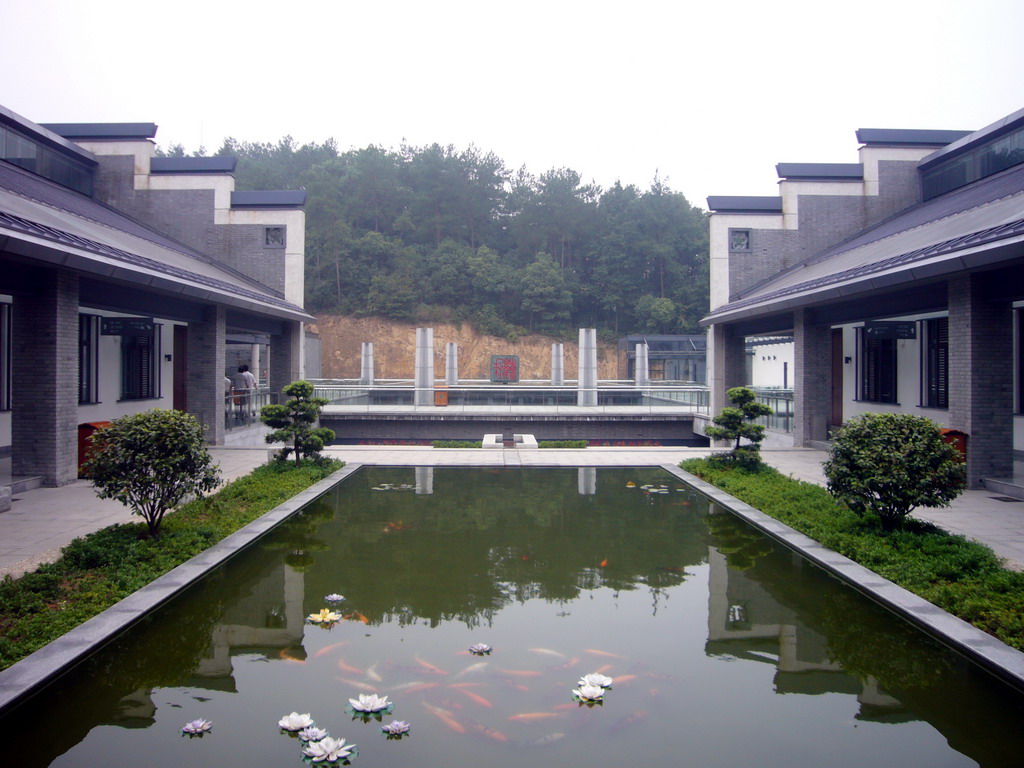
[0,459,342,671]
[680,457,1024,651]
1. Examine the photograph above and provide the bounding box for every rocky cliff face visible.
[310,316,620,380]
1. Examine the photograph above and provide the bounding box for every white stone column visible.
[416,467,434,495]
[414,327,434,406]
[360,342,374,385]
[445,342,458,385]
[577,328,597,406]
[635,342,650,386]
[551,343,564,385]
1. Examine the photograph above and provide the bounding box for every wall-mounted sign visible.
[101,317,154,336]
[864,321,916,340]
[490,355,520,383]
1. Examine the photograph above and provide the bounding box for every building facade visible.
[703,108,1024,487]
[0,106,310,487]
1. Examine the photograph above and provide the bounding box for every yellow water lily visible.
[308,608,342,624]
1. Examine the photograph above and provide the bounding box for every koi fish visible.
[532,732,566,747]
[391,680,426,691]
[336,657,364,675]
[585,649,625,659]
[612,674,638,685]
[366,664,383,682]
[499,668,542,678]
[423,702,466,734]
[453,661,488,678]
[278,648,305,663]
[508,712,561,721]
[611,709,649,732]
[396,682,440,695]
[594,664,615,674]
[313,641,347,658]
[415,655,448,675]
[528,648,566,659]
[512,683,530,692]
[598,558,608,567]
[454,687,493,708]
[447,682,483,688]
[550,656,580,671]
[466,720,508,742]
[338,677,377,692]
[346,613,370,625]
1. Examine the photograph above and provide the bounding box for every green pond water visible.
[3,467,1024,767]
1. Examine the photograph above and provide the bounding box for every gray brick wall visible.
[270,322,302,394]
[948,274,1013,487]
[185,305,226,444]
[793,308,831,445]
[12,271,79,485]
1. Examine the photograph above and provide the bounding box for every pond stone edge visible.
[663,463,1024,694]
[0,462,365,714]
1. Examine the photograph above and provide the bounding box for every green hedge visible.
[431,440,483,448]
[0,459,343,671]
[680,458,1024,650]
[538,440,588,449]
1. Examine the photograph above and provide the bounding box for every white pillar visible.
[445,342,458,385]
[414,328,434,406]
[577,328,597,406]
[551,343,564,385]
[635,342,649,386]
[360,342,374,385]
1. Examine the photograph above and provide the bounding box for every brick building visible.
[702,107,1024,487]
[0,105,310,487]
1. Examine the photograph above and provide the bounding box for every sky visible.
[3,0,1023,207]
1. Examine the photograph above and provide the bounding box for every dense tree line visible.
[161,138,709,338]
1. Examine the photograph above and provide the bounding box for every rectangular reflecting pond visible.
[3,467,1024,767]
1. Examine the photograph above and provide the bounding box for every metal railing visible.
[224,388,277,431]
[751,388,794,433]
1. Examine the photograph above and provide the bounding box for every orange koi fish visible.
[550,656,580,671]
[337,677,377,692]
[365,664,383,682]
[414,654,448,675]
[612,674,638,684]
[508,712,561,721]
[598,558,608,567]
[453,661,488,678]
[345,612,370,625]
[594,664,615,674]
[447,682,483,689]
[499,669,542,678]
[585,649,625,659]
[512,683,530,692]
[336,657,364,675]
[397,682,440,695]
[423,702,466,734]
[454,687,493,708]
[467,720,508,742]
[278,648,305,663]
[313,641,347,658]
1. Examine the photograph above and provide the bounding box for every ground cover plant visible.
[538,440,588,448]
[0,459,342,671]
[431,440,483,448]
[680,458,1024,651]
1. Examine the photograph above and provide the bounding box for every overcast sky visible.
[3,0,1023,206]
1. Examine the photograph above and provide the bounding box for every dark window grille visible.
[860,330,897,403]
[0,302,10,411]
[120,326,161,400]
[78,314,100,404]
[923,317,949,408]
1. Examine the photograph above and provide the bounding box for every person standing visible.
[232,364,258,417]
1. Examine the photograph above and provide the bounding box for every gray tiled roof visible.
[705,164,1024,324]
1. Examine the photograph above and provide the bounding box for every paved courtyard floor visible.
[2,446,1023,578]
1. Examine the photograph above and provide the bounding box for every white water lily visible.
[299,726,329,742]
[279,712,315,731]
[348,693,392,713]
[303,736,355,763]
[578,672,614,688]
[572,683,606,702]
[324,594,345,603]
[468,643,492,655]
[381,720,411,736]
[181,718,212,735]
[308,609,342,624]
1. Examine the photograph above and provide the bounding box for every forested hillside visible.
[161,137,709,338]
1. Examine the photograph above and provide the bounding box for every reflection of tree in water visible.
[705,509,775,570]
[297,468,711,629]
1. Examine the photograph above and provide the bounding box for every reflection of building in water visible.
[705,548,907,720]
[193,563,307,681]
[578,466,597,495]
[416,466,434,495]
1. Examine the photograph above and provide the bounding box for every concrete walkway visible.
[2,446,1023,579]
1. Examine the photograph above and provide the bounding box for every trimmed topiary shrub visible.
[261,380,336,464]
[704,386,774,468]
[823,412,966,530]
